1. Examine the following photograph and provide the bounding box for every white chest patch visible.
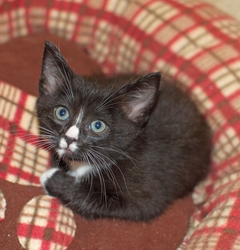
[65,125,79,140]
[68,161,93,179]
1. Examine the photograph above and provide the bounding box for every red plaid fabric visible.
[0,189,6,221]
[17,195,76,250]
[0,82,50,186]
[0,0,240,249]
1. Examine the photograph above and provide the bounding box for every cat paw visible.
[40,168,59,194]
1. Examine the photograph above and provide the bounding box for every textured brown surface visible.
[0,179,43,250]
[0,33,102,96]
[0,178,194,250]
[0,34,194,250]
[71,195,194,250]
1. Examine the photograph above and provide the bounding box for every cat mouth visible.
[56,136,79,157]
[57,148,74,158]
[57,148,86,162]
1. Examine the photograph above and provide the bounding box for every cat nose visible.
[64,135,77,146]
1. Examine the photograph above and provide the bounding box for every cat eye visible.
[89,120,107,133]
[55,107,70,121]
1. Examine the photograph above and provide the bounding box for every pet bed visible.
[0,0,240,249]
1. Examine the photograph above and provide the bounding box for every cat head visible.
[36,41,160,168]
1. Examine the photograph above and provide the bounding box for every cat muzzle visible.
[64,135,77,147]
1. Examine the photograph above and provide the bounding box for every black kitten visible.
[37,41,211,222]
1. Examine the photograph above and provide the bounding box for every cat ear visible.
[38,41,74,96]
[120,72,161,123]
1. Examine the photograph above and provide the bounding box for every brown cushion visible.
[0,33,102,96]
[0,34,195,250]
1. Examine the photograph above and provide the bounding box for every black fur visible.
[36,41,211,222]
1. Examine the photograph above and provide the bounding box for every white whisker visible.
[86,150,107,204]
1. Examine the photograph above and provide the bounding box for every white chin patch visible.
[57,148,65,157]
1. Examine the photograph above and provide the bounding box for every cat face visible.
[36,41,160,170]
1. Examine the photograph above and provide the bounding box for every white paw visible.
[40,168,59,188]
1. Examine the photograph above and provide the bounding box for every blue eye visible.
[89,120,107,133]
[55,107,69,120]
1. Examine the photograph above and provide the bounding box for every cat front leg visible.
[40,169,160,221]
[40,168,60,195]
[40,169,126,220]
[40,169,78,205]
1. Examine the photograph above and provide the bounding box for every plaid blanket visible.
[1,0,240,249]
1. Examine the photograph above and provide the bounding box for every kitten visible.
[37,41,211,222]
